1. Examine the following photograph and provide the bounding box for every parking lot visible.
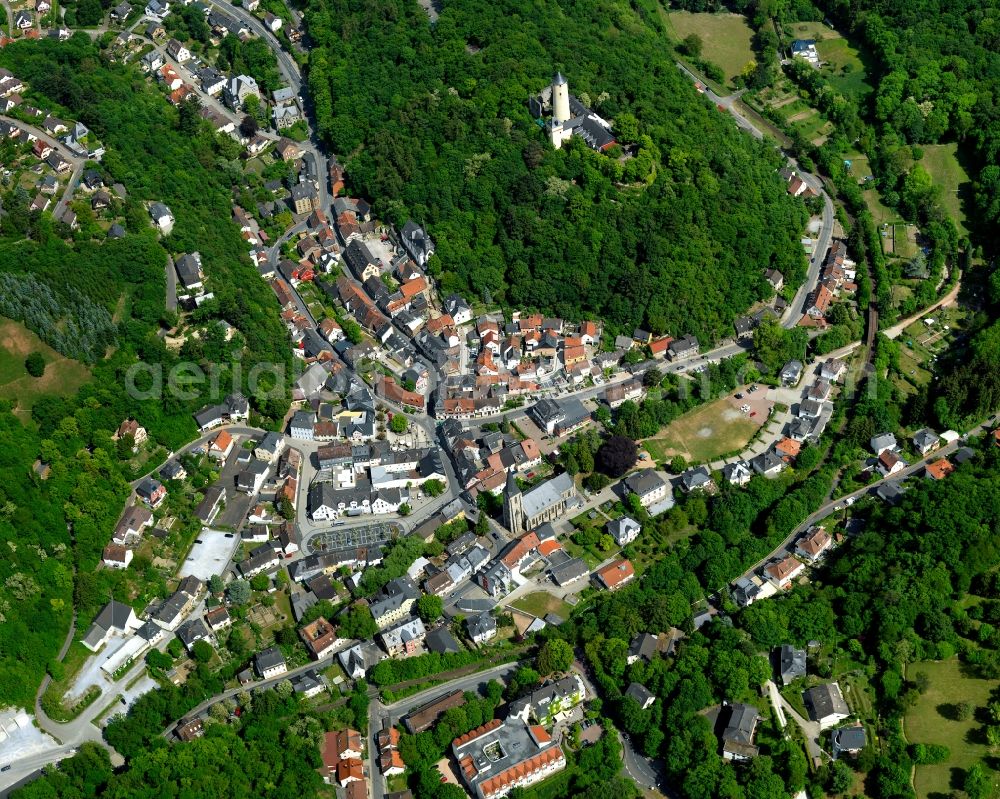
[304,520,400,554]
[179,529,241,580]
[211,436,265,529]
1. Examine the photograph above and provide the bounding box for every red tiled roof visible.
[925,458,954,480]
[478,746,565,799]
[766,555,803,582]
[596,558,634,589]
[537,539,563,557]
[452,718,503,747]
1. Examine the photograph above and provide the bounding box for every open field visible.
[905,658,998,799]
[784,21,873,99]
[867,189,899,230]
[0,318,91,420]
[665,11,755,84]
[892,223,920,259]
[643,395,763,463]
[920,143,970,231]
[511,592,573,621]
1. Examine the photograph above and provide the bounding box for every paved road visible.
[0,746,78,797]
[734,414,994,588]
[765,679,822,762]
[764,679,788,729]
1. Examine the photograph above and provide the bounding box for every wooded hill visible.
[304,0,809,342]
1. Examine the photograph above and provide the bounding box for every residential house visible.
[681,466,714,493]
[780,360,803,386]
[820,357,846,382]
[595,558,634,591]
[625,682,656,710]
[764,555,804,589]
[912,428,941,456]
[925,458,954,481]
[751,449,785,478]
[149,203,174,236]
[195,485,226,525]
[607,516,641,546]
[300,618,344,660]
[111,1,133,21]
[400,220,434,267]
[877,449,906,477]
[832,725,867,759]
[82,600,141,651]
[795,526,831,562]
[510,674,586,726]
[254,646,287,679]
[723,461,752,486]
[112,505,154,545]
[764,269,784,292]
[136,477,167,508]
[720,703,760,761]
[803,683,850,729]
[166,38,190,62]
[223,74,259,111]
[208,429,235,462]
[102,543,133,569]
[622,470,672,512]
[467,613,497,645]
[776,644,806,685]
[667,335,699,361]
[378,616,427,657]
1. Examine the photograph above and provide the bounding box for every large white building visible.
[530,72,616,152]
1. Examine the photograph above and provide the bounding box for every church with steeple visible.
[502,470,580,536]
[529,71,616,152]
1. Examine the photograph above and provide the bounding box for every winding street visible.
[0,113,85,220]
[733,413,995,590]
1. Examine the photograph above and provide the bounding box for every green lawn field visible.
[511,592,573,621]
[905,658,998,799]
[0,318,91,421]
[920,143,970,231]
[643,396,763,463]
[665,11,755,85]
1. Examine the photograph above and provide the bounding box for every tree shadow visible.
[949,766,967,791]
[965,724,988,746]
[936,702,962,721]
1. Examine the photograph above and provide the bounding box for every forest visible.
[14,687,330,799]
[532,437,1000,799]
[302,0,809,343]
[0,35,291,709]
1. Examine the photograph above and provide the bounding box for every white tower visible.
[552,71,570,123]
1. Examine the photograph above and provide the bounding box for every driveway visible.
[766,680,822,762]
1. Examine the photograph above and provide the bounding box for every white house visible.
[254,647,287,679]
[149,202,174,234]
[166,38,191,62]
[764,556,805,590]
[102,544,133,570]
[607,516,641,547]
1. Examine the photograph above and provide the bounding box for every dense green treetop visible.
[305,0,808,341]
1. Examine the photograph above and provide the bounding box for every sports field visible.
[643,396,764,463]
